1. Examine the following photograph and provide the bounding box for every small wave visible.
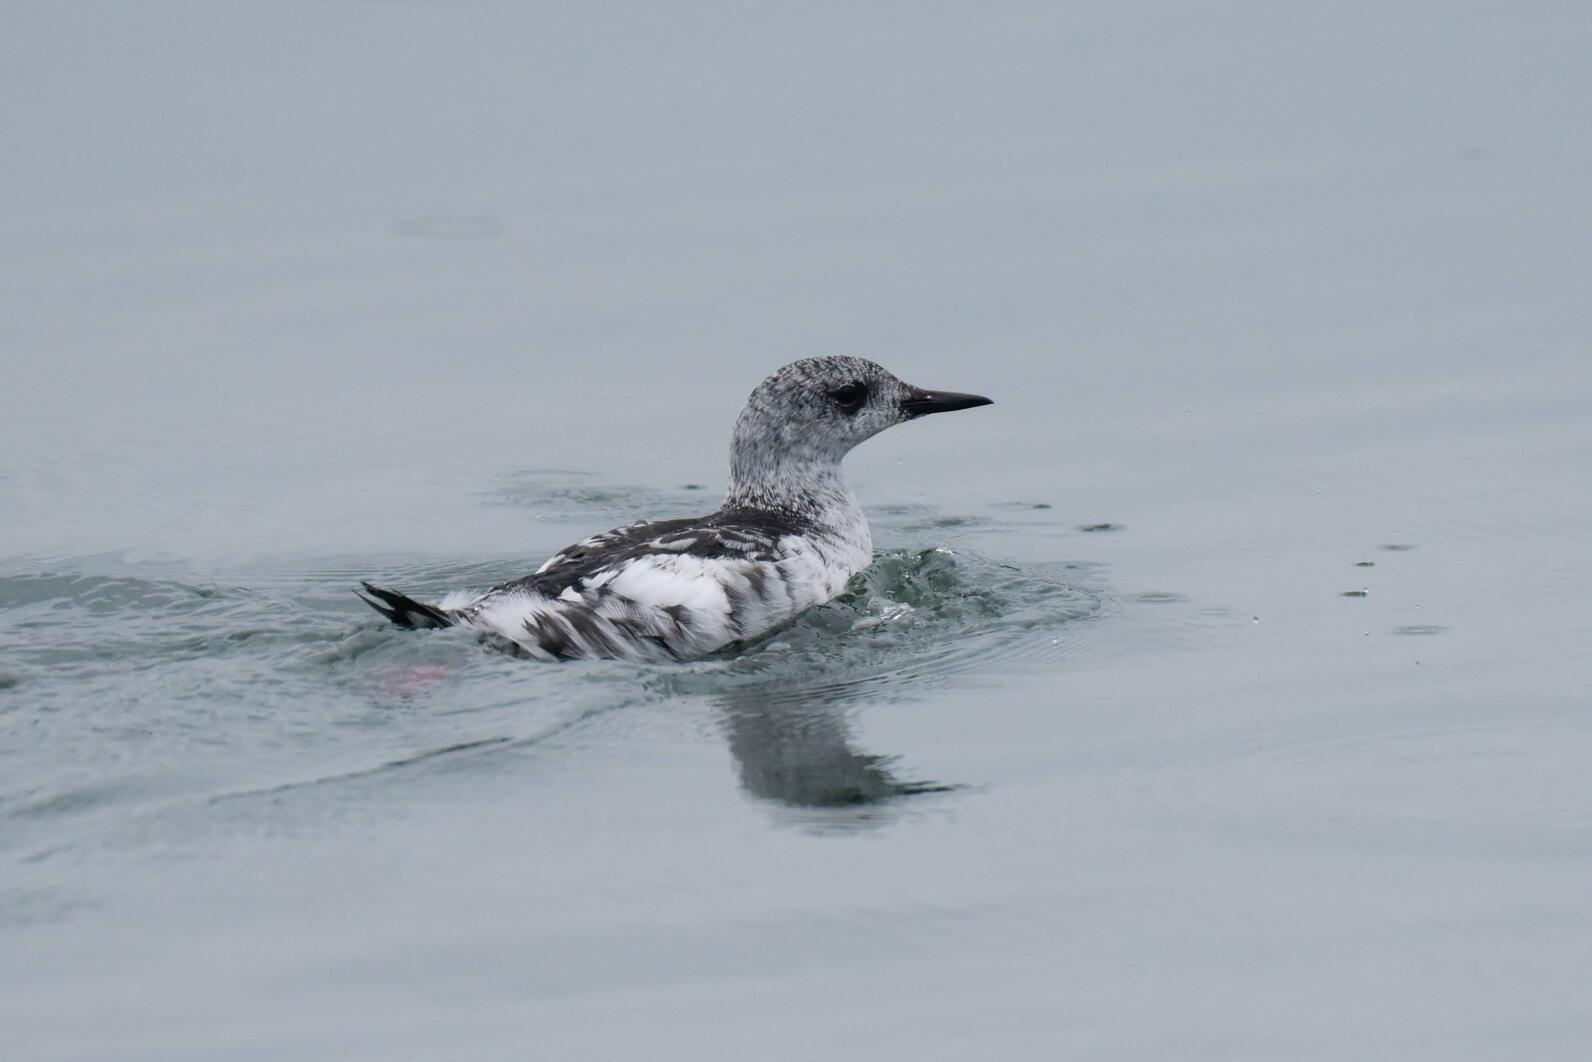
[657,547,1103,705]
[0,572,225,614]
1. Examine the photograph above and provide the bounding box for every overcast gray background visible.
[3,3,1591,1060]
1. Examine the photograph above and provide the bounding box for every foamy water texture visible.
[5,4,1592,1060]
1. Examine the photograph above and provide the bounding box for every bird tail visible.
[355,581,455,630]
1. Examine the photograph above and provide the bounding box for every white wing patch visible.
[605,555,734,615]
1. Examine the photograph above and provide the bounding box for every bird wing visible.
[455,515,810,660]
[499,514,790,598]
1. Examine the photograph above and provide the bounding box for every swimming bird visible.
[358,356,991,661]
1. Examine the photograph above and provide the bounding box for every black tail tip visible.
[355,581,453,630]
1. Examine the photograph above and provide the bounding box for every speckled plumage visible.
[358,356,990,660]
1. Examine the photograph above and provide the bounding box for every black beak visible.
[899,387,994,418]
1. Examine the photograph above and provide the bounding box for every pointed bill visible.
[899,387,994,417]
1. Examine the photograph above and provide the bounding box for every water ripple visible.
[656,547,1103,703]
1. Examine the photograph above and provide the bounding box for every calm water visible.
[5,4,1592,1059]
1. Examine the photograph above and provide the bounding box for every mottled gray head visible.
[725,355,991,512]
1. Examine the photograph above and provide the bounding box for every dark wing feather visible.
[357,582,454,629]
[492,509,806,599]
[526,518,696,587]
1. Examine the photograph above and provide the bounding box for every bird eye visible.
[828,381,868,414]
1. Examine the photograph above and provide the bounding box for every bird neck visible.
[724,454,859,530]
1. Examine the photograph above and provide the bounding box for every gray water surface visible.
[4,4,1592,1060]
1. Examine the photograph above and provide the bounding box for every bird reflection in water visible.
[714,679,957,814]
